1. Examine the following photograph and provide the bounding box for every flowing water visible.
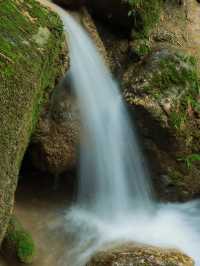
[43,3,200,265]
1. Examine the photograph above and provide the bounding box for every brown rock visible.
[29,80,80,176]
[86,243,194,266]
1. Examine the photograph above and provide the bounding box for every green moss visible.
[0,0,65,243]
[145,53,200,132]
[131,38,151,57]
[123,0,162,36]
[3,216,36,263]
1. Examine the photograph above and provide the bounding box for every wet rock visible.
[86,243,194,266]
[28,77,80,176]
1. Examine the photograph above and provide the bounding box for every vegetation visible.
[2,216,36,263]
[178,154,200,169]
[123,0,162,36]
[145,52,200,133]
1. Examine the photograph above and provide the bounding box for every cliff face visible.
[0,0,66,243]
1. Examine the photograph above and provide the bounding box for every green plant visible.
[3,216,36,264]
[178,154,200,169]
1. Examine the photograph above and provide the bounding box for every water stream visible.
[52,5,200,266]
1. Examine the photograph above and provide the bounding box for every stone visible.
[86,243,194,266]
[0,0,65,244]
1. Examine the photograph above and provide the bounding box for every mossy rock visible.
[2,216,36,264]
[124,48,200,151]
[123,48,200,200]
[0,0,66,243]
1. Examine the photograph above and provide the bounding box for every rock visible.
[53,0,86,9]
[2,216,36,264]
[87,0,162,34]
[86,243,194,266]
[95,0,200,201]
[123,48,200,201]
[28,77,80,176]
[0,0,65,243]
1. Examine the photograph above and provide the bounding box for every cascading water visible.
[52,5,200,266]
[60,11,153,219]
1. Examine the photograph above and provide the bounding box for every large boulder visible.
[86,243,194,266]
[0,0,65,243]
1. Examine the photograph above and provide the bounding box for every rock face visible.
[0,0,65,243]
[94,0,200,201]
[123,48,200,200]
[86,243,194,266]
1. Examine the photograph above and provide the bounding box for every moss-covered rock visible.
[0,0,65,243]
[2,216,36,264]
[123,48,200,201]
[86,243,194,266]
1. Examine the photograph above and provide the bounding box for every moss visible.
[2,216,36,263]
[0,0,65,243]
[130,38,151,57]
[145,52,200,133]
[123,0,162,36]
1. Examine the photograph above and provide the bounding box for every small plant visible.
[178,153,200,169]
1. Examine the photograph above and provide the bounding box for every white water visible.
[54,6,200,266]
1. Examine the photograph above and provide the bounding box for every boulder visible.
[28,78,80,176]
[0,0,65,243]
[123,48,200,201]
[86,243,194,266]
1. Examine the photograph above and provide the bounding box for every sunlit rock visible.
[86,243,194,266]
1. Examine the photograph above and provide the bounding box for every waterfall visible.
[60,11,153,219]
[52,5,200,266]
